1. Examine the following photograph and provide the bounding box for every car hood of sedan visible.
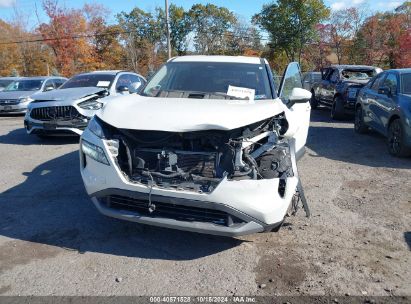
[31,87,107,102]
[0,91,33,100]
[97,94,287,132]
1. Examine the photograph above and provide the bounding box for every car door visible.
[363,72,387,133]
[278,62,311,154]
[376,72,398,132]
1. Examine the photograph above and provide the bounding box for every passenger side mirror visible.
[117,86,129,93]
[378,86,391,96]
[44,86,54,92]
[287,88,312,108]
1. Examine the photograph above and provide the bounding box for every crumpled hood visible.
[0,91,33,100]
[97,95,287,132]
[31,87,107,102]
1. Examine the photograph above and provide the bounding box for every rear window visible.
[401,73,411,94]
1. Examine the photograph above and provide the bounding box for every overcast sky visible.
[0,0,404,27]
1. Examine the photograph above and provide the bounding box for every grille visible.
[106,195,244,226]
[30,106,85,121]
[0,99,19,105]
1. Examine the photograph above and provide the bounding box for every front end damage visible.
[81,113,309,236]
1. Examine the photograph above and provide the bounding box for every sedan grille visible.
[106,195,245,227]
[30,106,86,121]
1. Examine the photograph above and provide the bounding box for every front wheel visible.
[331,96,345,120]
[387,119,411,157]
[354,106,368,134]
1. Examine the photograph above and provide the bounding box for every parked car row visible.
[0,57,409,238]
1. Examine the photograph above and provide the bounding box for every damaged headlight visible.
[81,139,109,165]
[78,98,103,110]
[19,97,34,104]
[88,116,106,139]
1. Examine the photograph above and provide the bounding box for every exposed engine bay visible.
[107,113,295,195]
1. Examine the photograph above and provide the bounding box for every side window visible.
[43,80,55,91]
[382,73,398,95]
[54,79,65,88]
[330,70,339,83]
[371,73,385,92]
[116,74,131,91]
[279,62,303,100]
[128,74,143,93]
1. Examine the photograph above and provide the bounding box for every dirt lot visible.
[0,109,410,297]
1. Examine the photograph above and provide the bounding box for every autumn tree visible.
[188,4,237,54]
[253,0,330,63]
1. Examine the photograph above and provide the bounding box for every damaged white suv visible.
[80,56,312,237]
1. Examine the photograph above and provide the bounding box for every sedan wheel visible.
[331,96,345,120]
[387,119,411,157]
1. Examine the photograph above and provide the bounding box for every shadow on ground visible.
[0,151,242,261]
[0,128,79,146]
[405,232,411,250]
[307,109,411,169]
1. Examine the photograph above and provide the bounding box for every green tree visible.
[188,4,237,54]
[253,0,330,63]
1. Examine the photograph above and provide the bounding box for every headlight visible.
[88,116,106,138]
[81,139,109,165]
[78,98,103,110]
[19,97,34,103]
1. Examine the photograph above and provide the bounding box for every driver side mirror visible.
[117,86,129,94]
[44,86,54,92]
[378,86,391,96]
[287,88,312,108]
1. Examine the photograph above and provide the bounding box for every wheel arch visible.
[388,114,401,129]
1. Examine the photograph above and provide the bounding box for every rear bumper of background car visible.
[80,129,298,237]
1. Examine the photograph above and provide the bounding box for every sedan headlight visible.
[81,139,109,165]
[88,116,106,139]
[19,97,34,103]
[78,98,103,110]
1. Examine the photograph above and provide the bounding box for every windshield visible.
[4,79,44,91]
[0,80,14,90]
[402,73,411,94]
[60,74,115,89]
[143,62,272,100]
[341,69,376,80]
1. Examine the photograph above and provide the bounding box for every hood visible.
[31,87,107,102]
[97,95,287,132]
[0,91,33,100]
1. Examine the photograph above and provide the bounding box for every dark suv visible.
[311,65,381,120]
[354,69,411,157]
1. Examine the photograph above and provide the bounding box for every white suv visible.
[79,56,312,236]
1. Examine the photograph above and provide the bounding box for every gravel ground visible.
[0,109,410,297]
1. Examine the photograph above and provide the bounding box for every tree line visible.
[0,0,409,78]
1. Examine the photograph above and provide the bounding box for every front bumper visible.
[24,119,88,135]
[80,129,298,237]
[0,102,29,113]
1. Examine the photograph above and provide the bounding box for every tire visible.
[387,119,411,157]
[331,96,345,120]
[354,106,368,134]
[310,90,318,109]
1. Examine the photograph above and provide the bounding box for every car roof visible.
[385,68,411,74]
[0,77,22,80]
[171,55,267,65]
[331,65,377,70]
[80,70,126,76]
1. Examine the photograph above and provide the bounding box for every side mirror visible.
[44,86,54,91]
[287,88,312,108]
[378,86,391,96]
[117,86,129,93]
